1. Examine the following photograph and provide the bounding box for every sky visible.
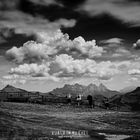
[1,0,140,92]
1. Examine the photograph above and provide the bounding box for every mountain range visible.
[0,84,140,111]
[49,83,120,98]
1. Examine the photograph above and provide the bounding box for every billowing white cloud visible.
[54,54,119,80]
[10,63,50,77]
[6,29,136,82]
[5,29,138,84]
[6,62,61,82]
[72,36,104,58]
[55,54,96,74]
[6,30,104,63]
[35,29,68,43]
[6,53,121,82]
[6,41,56,63]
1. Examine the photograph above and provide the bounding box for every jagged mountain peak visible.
[99,83,106,87]
[74,83,81,86]
[63,84,71,88]
[51,83,119,98]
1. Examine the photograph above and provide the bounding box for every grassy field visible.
[0,102,140,140]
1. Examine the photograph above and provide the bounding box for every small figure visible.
[87,95,94,108]
[67,94,72,105]
[76,94,82,106]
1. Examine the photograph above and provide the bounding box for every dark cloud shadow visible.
[1,0,140,49]
[62,14,140,44]
[19,0,81,21]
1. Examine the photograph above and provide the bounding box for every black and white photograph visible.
[0,0,140,139]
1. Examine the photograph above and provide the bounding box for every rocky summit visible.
[50,83,119,98]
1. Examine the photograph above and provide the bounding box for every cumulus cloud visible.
[6,30,104,63]
[6,41,55,63]
[6,53,122,82]
[36,31,103,59]
[54,54,119,80]
[6,29,134,82]
[55,54,96,74]
[4,28,134,83]
[7,62,61,82]
[72,36,104,58]
[10,63,50,77]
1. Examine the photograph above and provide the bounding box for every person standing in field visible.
[67,94,72,105]
[87,95,94,108]
[76,94,82,106]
